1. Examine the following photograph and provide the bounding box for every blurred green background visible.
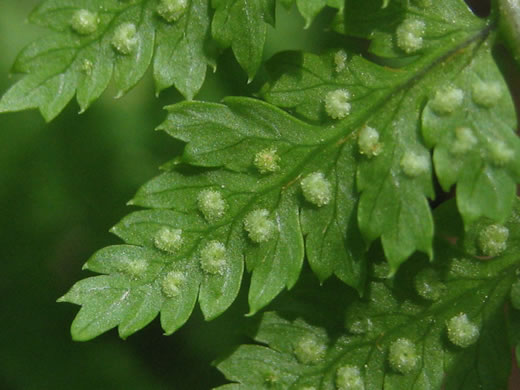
[0,2,340,388]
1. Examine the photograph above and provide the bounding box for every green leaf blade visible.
[261,51,401,123]
[342,0,482,58]
[216,345,300,387]
[118,283,162,339]
[0,68,77,121]
[301,141,366,290]
[111,6,156,98]
[422,42,520,225]
[218,198,520,388]
[211,0,274,80]
[76,42,114,112]
[153,0,212,99]
[160,262,201,335]
[199,228,245,320]
[247,192,304,314]
[161,97,320,172]
[29,0,124,30]
[1,0,216,120]
[296,0,327,28]
[60,274,134,341]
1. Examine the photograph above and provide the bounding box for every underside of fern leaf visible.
[53,0,520,343]
[0,0,346,121]
[216,198,520,389]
